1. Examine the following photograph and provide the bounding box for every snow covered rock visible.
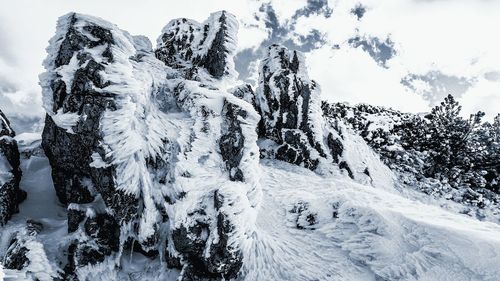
[230,84,256,109]
[40,12,174,277]
[156,11,238,79]
[2,220,59,280]
[40,11,260,280]
[255,45,392,188]
[0,109,24,226]
[255,45,328,170]
[154,11,261,277]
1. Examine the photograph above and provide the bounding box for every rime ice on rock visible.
[255,45,393,188]
[40,11,260,280]
[2,220,59,280]
[156,11,238,79]
[256,45,330,170]
[40,12,174,277]
[0,109,25,226]
[155,10,261,280]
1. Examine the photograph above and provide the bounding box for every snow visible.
[14,133,41,147]
[0,140,64,280]
[241,160,500,281]
[338,123,395,190]
[0,153,13,186]
[89,152,109,169]
[50,109,80,134]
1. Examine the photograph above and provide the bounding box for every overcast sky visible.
[0,0,499,132]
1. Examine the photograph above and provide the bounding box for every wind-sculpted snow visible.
[241,160,500,281]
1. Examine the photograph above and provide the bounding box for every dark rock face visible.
[327,132,344,163]
[199,12,232,78]
[41,13,144,276]
[40,11,258,280]
[65,209,119,275]
[171,191,243,280]
[220,100,247,181]
[0,109,24,226]
[3,220,44,271]
[156,11,237,79]
[256,45,328,170]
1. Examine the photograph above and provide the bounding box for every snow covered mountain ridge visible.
[0,11,499,281]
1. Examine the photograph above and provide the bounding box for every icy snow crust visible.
[242,160,500,281]
[1,10,499,281]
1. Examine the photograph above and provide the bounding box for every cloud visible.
[351,4,367,20]
[292,0,332,19]
[348,35,396,67]
[401,71,476,106]
[306,46,429,113]
[0,18,17,66]
[0,0,498,132]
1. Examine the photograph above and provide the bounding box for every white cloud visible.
[0,0,498,129]
[306,46,429,112]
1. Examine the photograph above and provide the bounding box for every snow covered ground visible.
[1,134,500,280]
[242,160,500,281]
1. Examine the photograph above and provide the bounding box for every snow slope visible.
[2,134,500,280]
[0,134,64,280]
[242,160,500,281]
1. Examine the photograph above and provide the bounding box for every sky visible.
[0,0,499,132]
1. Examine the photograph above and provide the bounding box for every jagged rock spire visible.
[256,44,328,170]
[0,109,25,226]
[40,12,172,276]
[40,11,259,280]
[156,11,238,78]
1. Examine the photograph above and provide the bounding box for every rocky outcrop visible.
[154,11,260,280]
[2,220,59,279]
[38,10,387,281]
[40,11,260,280]
[0,109,24,226]
[40,12,172,277]
[156,11,238,78]
[254,45,392,187]
[255,45,330,170]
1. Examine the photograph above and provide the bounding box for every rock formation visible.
[0,109,24,226]
[40,11,259,280]
[255,45,347,171]
[35,10,389,281]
